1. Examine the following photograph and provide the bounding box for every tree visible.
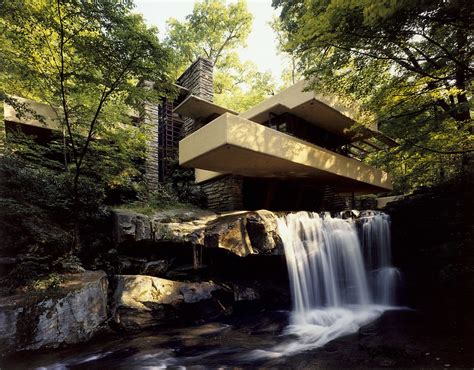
[214,59,276,112]
[166,0,276,112]
[0,0,174,251]
[274,0,473,192]
[270,16,301,89]
[166,0,252,72]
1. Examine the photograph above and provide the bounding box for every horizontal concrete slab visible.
[4,97,61,130]
[179,113,392,193]
[174,95,237,120]
[240,81,396,147]
[195,168,226,183]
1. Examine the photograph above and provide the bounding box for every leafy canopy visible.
[167,0,252,71]
[0,0,174,189]
[274,0,473,192]
[0,0,176,250]
[166,0,276,112]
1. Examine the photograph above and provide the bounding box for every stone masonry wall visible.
[177,57,213,137]
[142,102,159,189]
[200,175,243,212]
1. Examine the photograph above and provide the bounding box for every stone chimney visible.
[176,57,214,137]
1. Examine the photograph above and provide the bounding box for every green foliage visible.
[126,183,180,215]
[119,159,207,215]
[53,255,84,273]
[0,0,175,250]
[214,60,277,112]
[0,133,107,292]
[274,0,473,193]
[166,0,253,71]
[166,0,276,112]
[270,16,302,89]
[167,159,207,207]
[29,273,64,292]
[0,135,93,257]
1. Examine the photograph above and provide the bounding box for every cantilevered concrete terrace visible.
[3,96,140,136]
[179,113,392,193]
[4,97,62,131]
[177,81,395,194]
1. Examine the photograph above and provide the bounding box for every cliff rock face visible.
[0,271,108,353]
[112,208,284,257]
[385,181,474,334]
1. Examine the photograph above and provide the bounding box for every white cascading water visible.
[251,211,400,359]
[359,211,401,305]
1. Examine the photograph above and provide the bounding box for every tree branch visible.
[57,0,78,167]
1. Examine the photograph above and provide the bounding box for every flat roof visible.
[240,81,396,147]
[173,95,238,120]
[4,97,61,130]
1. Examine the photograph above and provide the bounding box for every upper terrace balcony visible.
[176,81,396,193]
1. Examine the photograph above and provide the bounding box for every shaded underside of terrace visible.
[179,113,392,194]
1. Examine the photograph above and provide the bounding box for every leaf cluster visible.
[274,0,473,192]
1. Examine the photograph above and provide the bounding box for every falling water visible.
[358,211,401,305]
[250,211,400,359]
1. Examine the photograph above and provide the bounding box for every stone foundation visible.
[201,175,243,211]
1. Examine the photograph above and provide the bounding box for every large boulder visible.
[0,271,108,353]
[112,208,283,257]
[151,209,217,245]
[203,210,283,257]
[113,209,152,244]
[112,275,232,330]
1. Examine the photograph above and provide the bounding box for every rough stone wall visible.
[177,57,214,137]
[200,175,243,212]
[142,102,159,189]
[0,271,108,353]
[320,185,347,211]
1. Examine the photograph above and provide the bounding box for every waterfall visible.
[359,211,401,305]
[251,211,401,359]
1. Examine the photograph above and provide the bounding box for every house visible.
[172,58,396,211]
[2,57,396,211]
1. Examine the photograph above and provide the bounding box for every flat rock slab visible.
[112,208,284,257]
[0,270,108,353]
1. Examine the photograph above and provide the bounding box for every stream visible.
[2,211,473,368]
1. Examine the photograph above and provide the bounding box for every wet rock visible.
[116,256,148,274]
[152,208,217,223]
[112,275,231,329]
[246,211,283,254]
[340,209,360,219]
[204,211,283,257]
[113,209,152,244]
[142,260,172,277]
[203,213,254,256]
[233,284,260,301]
[151,208,218,245]
[112,208,284,258]
[0,271,108,353]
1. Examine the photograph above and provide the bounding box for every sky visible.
[133,0,286,82]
